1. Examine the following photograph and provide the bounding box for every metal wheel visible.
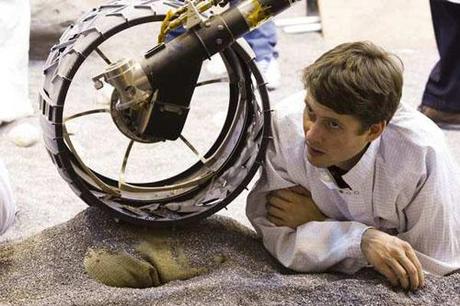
[39,0,271,227]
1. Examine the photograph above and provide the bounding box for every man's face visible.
[303,93,379,170]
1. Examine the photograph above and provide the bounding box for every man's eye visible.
[305,108,315,121]
[327,121,341,129]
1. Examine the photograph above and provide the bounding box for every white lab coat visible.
[247,91,460,275]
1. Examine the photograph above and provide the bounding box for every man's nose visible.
[305,121,322,143]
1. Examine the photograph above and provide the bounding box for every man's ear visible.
[367,121,386,142]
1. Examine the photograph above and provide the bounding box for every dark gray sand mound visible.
[1,207,459,305]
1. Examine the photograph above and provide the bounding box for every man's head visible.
[301,41,403,170]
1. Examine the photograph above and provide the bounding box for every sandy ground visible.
[1,208,459,305]
[1,1,460,305]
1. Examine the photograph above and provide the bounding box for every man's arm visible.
[358,143,460,289]
[248,183,370,274]
[394,147,460,276]
[266,186,326,228]
[361,228,424,290]
[246,133,371,275]
[266,187,425,290]
[0,160,15,235]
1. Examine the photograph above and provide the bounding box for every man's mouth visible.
[307,143,325,157]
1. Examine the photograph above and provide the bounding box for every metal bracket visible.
[185,0,205,29]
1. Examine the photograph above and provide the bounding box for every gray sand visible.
[1,207,459,305]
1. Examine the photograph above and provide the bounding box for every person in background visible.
[242,21,280,91]
[0,0,40,147]
[418,0,460,126]
[167,1,281,90]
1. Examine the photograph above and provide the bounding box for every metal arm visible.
[92,0,299,143]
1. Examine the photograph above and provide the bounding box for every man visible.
[246,41,460,291]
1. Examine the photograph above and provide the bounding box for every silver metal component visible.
[164,0,186,9]
[93,79,104,90]
[109,89,158,143]
[159,103,185,115]
[92,58,152,111]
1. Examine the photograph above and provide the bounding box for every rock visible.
[7,122,40,147]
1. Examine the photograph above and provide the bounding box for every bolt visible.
[217,24,224,31]
[216,38,223,45]
[205,21,211,27]
[93,80,103,90]
[125,86,136,97]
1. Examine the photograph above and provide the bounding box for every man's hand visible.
[266,186,326,229]
[361,228,425,291]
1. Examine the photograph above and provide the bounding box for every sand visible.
[0,207,459,305]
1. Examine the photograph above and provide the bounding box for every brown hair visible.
[303,41,403,132]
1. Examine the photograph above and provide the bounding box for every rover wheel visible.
[39,0,271,227]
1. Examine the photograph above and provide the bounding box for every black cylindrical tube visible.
[141,0,299,76]
[137,0,299,140]
[141,7,250,79]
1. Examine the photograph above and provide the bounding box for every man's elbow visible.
[274,248,327,273]
[265,230,328,273]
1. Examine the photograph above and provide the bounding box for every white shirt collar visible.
[342,137,381,190]
[308,137,380,191]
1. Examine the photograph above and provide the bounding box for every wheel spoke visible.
[116,140,214,194]
[95,47,112,65]
[64,108,110,123]
[62,124,120,196]
[119,140,135,191]
[62,107,119,195]
[179,134,207,164]
[195,77,228,87]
